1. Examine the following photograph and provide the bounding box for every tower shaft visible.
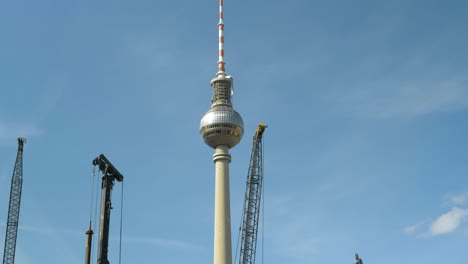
[213,145,233,264]
[2,138,26,264]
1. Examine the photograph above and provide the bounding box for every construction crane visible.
[85,154,124,264]
[2,138,26,264]
[238,124,267,264]
[354,253,363,264]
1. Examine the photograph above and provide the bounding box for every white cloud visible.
[429,207,468,236]
[403,222,424,235]
[448,192,468,206]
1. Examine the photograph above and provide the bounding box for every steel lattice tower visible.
[239,124,266,264]
[2,138,26,264]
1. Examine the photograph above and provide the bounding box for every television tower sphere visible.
[200,76,244,149]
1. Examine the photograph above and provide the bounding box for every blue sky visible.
[0,0,467,263]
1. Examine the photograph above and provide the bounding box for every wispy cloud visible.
[122,235,202,250]
[0,220,82,263]
[405,191,468,237]
[269,214,320,260]
[340,78,468,119]
[0,121,43,143]
[429,207,468,236]
[265,194,316,260]
[447,192,468,206]
[326,45,468,120]
[0,221,80,236]
[378,80,467,118]
[264,193,349,262]
[403,222,424,235]
[0,220,199,251]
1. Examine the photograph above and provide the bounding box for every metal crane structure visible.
[2,138,26,264]
[85,154,124,264]
[238,124,267,264]
[354,253,363,264]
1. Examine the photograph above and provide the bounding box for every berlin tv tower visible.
[200,1,244,263]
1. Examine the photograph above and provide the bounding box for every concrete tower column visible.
[213,145,232,264]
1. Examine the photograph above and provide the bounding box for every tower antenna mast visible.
[2,138,26,264]
[217,0,226,76]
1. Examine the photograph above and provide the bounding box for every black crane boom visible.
[2,138,26,264]
[92,154,124,264]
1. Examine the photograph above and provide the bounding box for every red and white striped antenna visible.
[217,0,226,76]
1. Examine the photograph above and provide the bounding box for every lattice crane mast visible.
[2,138,26,264]
[239,124,267,264]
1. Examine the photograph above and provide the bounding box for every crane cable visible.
[118,180,124,264]
[89,166,96,226]
[261,136,265,264]
[93,165,100,263]
[90,164,101,264]
[234,197,246,264]
[89,163,125,264]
